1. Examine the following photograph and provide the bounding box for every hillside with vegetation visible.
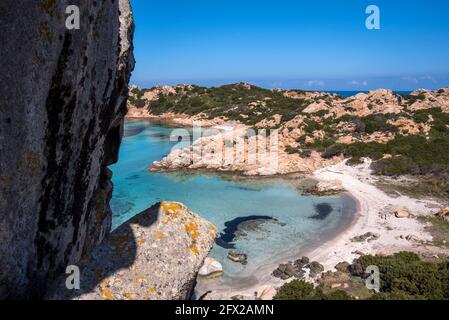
[128,83,449,180]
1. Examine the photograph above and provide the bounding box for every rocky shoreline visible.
[123,85,449,300]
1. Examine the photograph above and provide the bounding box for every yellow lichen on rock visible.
[185,221,200,240]
[100,282,113,300]
[190,245,200,256]
[153,231,165,239]
[160,202,183,223]
[161,202,183,213]
[123,292,135,300]
[148,287,157,294]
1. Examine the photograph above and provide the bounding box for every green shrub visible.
[358,252,449,300]
[318,133,449,175]
[285,145,299,154]
[146,83,308,125]
[274,280,316,300]
[274,280,354,300]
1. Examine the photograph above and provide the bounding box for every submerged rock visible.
[227,252,248,265]
[216,215,284,249]
[309,203,334,220]
[47,202,217,300]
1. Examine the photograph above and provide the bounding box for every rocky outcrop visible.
[150,126,343,176]
[0,1,134,298]
[272,257,326,280]
[305,180,344,196]
[47,202,217,300]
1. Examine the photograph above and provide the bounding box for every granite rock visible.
[0,0,134,298]
[47,202,217,300]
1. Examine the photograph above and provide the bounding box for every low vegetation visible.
[128,87,148,108]
[147,83,312,125]
[301,107,449,176]
[274,280,353,300]
[360,252,449,300]
[275,252,449,300]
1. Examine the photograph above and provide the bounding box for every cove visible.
[109,120,357,287]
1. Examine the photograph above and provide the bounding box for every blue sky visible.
[130,0,449,91]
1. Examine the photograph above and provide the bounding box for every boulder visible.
[306,180,344,196]
[335,261,350,273]
[391,207,413,218]
[307,261,325,277]
[272,261,306,280]
[198,257,223,277]
[319,270,351,288]
[350,232,380,242]
[294,256,310,269]
[47,202,217,300]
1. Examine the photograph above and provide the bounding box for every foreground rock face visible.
[0,1,134,298]
[48,202,217,300]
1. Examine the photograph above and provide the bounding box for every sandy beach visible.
[196,158,446,300]
[309,159,441,267]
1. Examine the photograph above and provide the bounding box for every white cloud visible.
[350,80,368,86]
[421,75,436,83]
[401,76,419,84]
[305,80,325,87]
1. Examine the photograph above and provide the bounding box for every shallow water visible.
[109,120,356,284]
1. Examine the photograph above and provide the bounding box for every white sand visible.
[308,158,439,269]
[198,158,442,300]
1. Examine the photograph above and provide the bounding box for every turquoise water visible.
[110,120,355,281]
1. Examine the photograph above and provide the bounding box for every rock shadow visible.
[46,203,160,300]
